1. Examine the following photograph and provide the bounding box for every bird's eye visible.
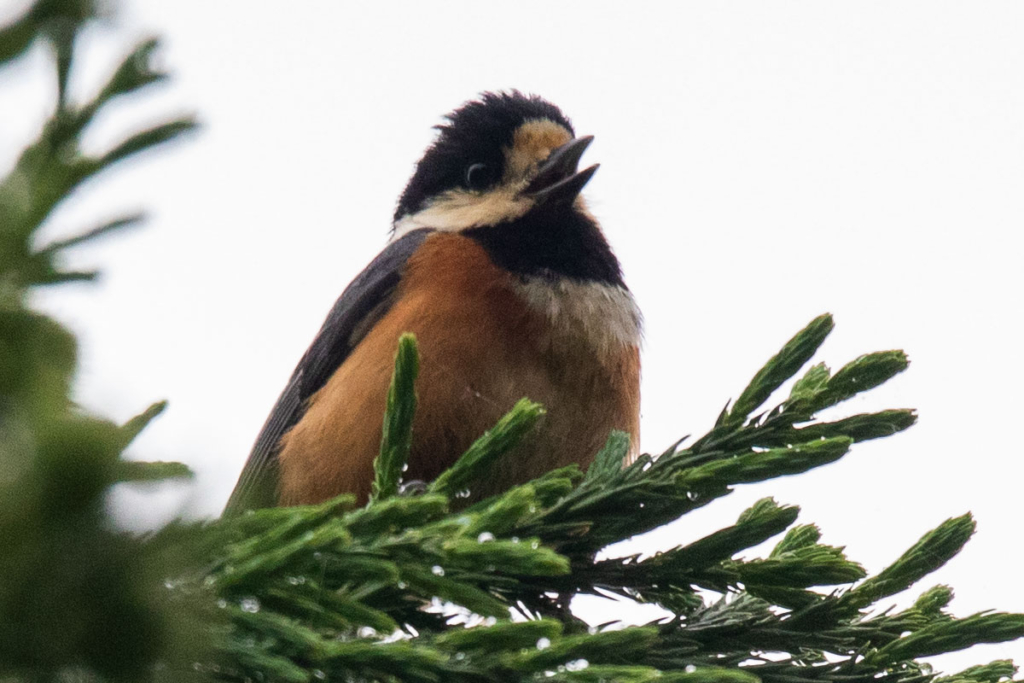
[464,163,492,191]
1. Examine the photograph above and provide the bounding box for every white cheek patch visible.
[512,277,643,358]
[392,188,535,240]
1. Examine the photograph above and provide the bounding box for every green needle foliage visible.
[0,3,197,680]
[1,4,1022,683]
[372,334,421,502]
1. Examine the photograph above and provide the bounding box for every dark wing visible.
[222,228,433,516]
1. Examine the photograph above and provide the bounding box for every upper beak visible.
[525,135,599,204]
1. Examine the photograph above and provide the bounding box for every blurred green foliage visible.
[0,4,1021,683]
[0,2,195,679]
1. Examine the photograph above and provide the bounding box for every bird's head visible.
[392,92,598,238]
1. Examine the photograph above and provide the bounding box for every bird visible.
[223,91,641,515]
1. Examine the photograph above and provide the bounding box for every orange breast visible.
[277,233,640,506]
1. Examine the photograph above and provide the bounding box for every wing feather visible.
[222,228,433,515]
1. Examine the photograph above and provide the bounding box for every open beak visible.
[525,135,599,204]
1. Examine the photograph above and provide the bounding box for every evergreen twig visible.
[0,5,1020,683]
[372,333,420,502]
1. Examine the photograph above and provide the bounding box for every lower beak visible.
[525,135,599,204]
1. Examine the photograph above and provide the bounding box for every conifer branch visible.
[427,398,546,498]
[725,313,835,425]
[372,333,420,502]
[1,6,1020,682]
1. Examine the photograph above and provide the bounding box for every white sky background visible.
[1,0,1022,672]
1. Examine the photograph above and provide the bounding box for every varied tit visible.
[224,92,641,515]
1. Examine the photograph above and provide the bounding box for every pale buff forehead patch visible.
[504,119,573,180]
